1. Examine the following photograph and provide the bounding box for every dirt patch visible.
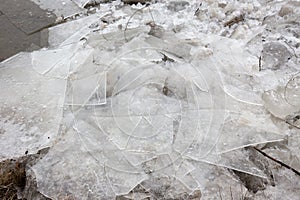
[0,148,50,200]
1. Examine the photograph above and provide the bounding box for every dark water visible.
[0,0,56,61]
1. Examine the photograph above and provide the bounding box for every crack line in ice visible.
[217,139,285,154]
[125,117,143,148]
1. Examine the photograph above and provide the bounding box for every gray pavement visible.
[0,0,56,61]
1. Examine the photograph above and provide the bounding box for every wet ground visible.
[0,0,56,61]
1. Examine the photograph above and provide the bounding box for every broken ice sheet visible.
[66,71,106,106]
[222,72,264,106]
[189,148,268,179]
[87,26,151,49]
[0,53,66,160]
[31,45,75,79]
[216,107,284,153]
[207,38,263,106]
[262,75,300,119]
[32,128,115,199]
[26,26,292,198]
[262,134,300,173]
[92,88,181,164]
[32,120,147,199]
[48,14,104,47]
[189,160,251,200]
[172,109,224,158]
[107,63,168,97]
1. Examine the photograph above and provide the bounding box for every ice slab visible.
[32,120,147,199]
[66,72,106,106]
[48,13,107,47]
[31,45,75,78]
[0,53,66,160]
[216,104,284,153]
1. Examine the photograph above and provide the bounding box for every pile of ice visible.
[1,0,299,199]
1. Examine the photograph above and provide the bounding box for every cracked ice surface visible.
[1,0,300,199]
[29,28,285,198]
[0,21,287,200]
